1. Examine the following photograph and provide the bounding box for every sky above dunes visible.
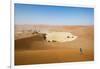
[15,3,94,25]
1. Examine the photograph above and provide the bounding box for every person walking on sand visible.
[80,48,83,55]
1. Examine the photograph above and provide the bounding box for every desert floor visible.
[15,26,94,65]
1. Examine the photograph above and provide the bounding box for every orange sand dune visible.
[15,25,94,65]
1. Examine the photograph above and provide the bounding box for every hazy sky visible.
[15,3,94,25]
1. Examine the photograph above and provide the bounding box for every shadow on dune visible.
[15,34,46,50]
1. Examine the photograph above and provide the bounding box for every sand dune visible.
[15,25,94,65]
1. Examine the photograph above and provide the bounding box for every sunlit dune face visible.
[46,32,78,42]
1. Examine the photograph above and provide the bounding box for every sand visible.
[15,25,94,65]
